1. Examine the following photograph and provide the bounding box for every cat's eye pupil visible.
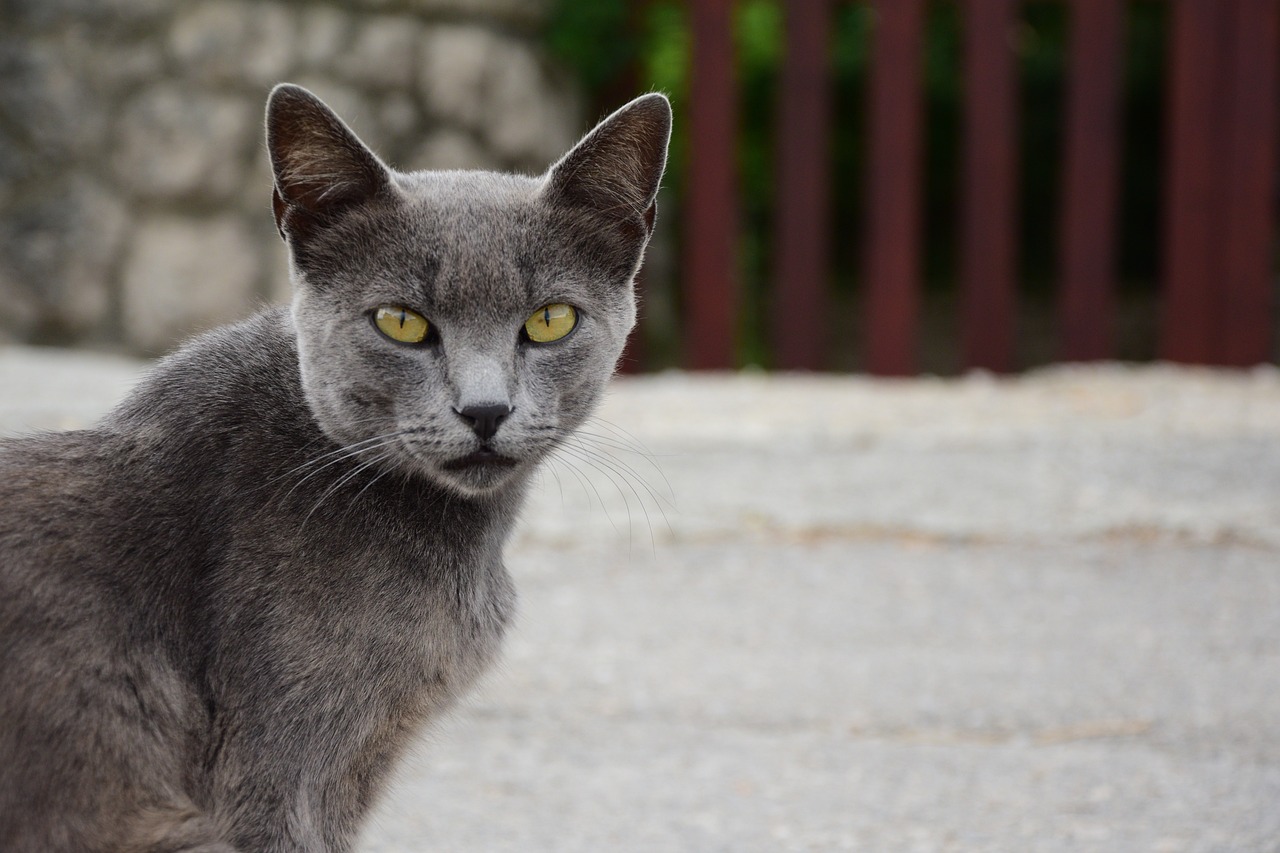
[399,310,407,328]
[543,308,550,327]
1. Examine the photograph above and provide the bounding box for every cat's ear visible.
[542,93,672,241]
[265,84,392,243]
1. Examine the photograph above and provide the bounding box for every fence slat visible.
[1059,0,1123,361]
[959,0,1019,372]
[772,0,832,370]
[684,0,740,369]
[1218,0,1279,366]
[864,0,926,376]
[1160,0,1231,363]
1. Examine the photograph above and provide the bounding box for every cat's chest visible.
[280,523,515,693]
[370,544,514,695]
[202,521,517,829]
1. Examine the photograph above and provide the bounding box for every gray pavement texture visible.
[1,347,1277,853]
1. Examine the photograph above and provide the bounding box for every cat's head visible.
[265,84,670,497]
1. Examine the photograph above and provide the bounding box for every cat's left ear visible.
[542,93,672,241]
[266,83,393,243]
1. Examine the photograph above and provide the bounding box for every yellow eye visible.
[524,303,577,343]
[373,305,430,344]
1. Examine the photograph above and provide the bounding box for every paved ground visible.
[2,348,1277,852]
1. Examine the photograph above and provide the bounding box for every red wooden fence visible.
[670,0,1279,372]
[772,0,832,369]
[683,0,740,369]
[863,0,924,375]
[1163,0,1279,365]
[1060,0,1123,362]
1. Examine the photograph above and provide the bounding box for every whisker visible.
[562,435,677,548]
[542,459,567,510]
[564,430,677,461]
[585,416,663,459]
[266,430,416,510]
[549,417,677,508]
[556,432,676,515]
[549,451,621,536]
[267,431,403,487]
[350,460,396,506]
[300,450,393,532]
[273,441,399,507]
[554,443,651,552]
[563,444,667,552]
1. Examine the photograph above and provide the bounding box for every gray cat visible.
[0,84,670,852]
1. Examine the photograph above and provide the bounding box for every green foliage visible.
[544,1,637,92]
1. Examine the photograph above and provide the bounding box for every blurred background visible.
[1,0,1276,374]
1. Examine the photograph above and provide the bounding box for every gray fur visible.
[0,85,670,852]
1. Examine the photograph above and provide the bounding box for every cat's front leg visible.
[209,774,333,853]
[209,728,370,853]
[209,747,392,853]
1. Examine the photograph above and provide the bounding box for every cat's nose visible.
[455,403,512,442]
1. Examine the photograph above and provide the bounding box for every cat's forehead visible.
[398,170,543,272]
[301,169,588,315]
[345,169,555,313]
[394,170,542,229]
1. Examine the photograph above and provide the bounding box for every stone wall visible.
[0,0,581,354]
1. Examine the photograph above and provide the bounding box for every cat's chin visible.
[423,450,527,497]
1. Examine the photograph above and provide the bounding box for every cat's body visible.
[0,310,516,850]
[0,86,669,851]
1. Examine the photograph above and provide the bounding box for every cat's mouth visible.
[440,448,520,471]
[396,433,527,495]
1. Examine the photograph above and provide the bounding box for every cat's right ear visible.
[542,93,672,244]
[265,84,392,243]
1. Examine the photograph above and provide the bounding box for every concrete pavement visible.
[2,348,1277,852]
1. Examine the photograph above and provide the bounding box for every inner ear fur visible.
[543,93,672,238]
[266,83,391,241]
